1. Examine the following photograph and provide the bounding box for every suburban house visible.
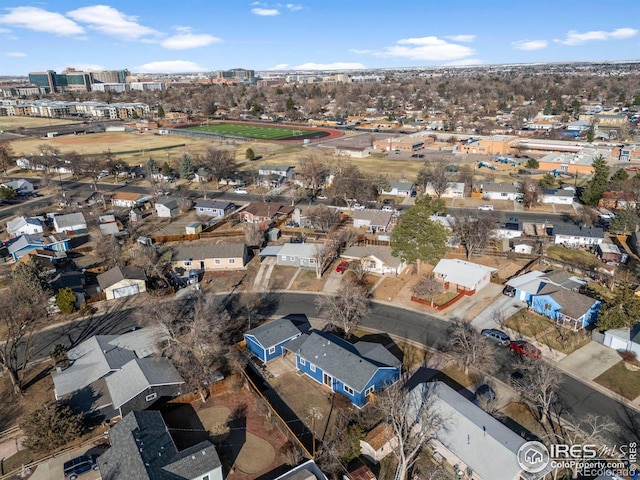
[408,381,529,480]
[155,197,180,217]
[553,225,604,246]
[99,410,223,480]
[194,200,236,218]
[1,179,34,195]
[511,238,536,255]
[53,212,87,234]
[193,168,212,183]
[258,165,295,186]
[244,317,304,363]
[97,265,148,300]
[505,270,587,303]
[6,216,44,238]
[540,188,575,205]
[424,182,465,198]
[360,423,397,463]
[111,191,147,208]
[51,327,183,419]
[99,214,123,236]
[495,220,523,239]
[381,181,415,197]
[273,460,328,480]
[273,243,318,269]
[432,259,496,295]
[352,209,393,233]
[340,246,406,276]
[8,233,70,261]
[596,242,623,263]
[481,182,522,201]
[599,190,639,210]
[15,249,58,274]
[603,324,640,357]
[285,331,401,407]
[292,205,340,229]
[171,243,249,271]
[240,203,294,224]
[530,283,600,330]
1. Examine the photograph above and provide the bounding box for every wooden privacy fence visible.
[152,230,244,244]
[167,374,239,404]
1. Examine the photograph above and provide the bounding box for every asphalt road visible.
[30,292,640,445]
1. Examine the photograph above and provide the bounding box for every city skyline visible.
[0,0,639,76]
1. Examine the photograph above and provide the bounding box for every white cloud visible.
[161,33,221,50]
[444,58,483,66]
[67,5,158,40]
[0,6,84,36]
[445,34,476,42]
[268,63,290,70]
[134,60,207,73]
[292,62,366,70]
[557,27,638,45]
[251,7,280,16]
[286,4,303,11]
[349,48,373,54]
[512,39,548,51]
[5,52,26,57]
[375,36,474,61]
[0,27,11,33]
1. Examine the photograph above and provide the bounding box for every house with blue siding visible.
[8,233,70,261]
[244,318,304,363]
[530,284,600,331]
[285,331,401,408]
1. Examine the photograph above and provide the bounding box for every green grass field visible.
[187,123,317,140]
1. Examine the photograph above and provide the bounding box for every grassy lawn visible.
[506,308,552,338]
[441,365,474,388]
[595,361,640,400]
[503,401,546,439]
[188,123,320,140]
[545,245,602,271]
[432,290,458,306]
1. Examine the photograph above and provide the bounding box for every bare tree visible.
[515,360,562,425]
[522,177,542,208]
[297,154,327,191]
[417,159,451,198]
[445,319,497,375]
[244,223,265,247]
[374,376,448,480]
[0,141,15,175]
[307,204,340,230]
[316,281,370,337]
[348,260,368,287]
[451,211,496,259]
[313,243,336,279]
[412,273,443,307]
[202,147,237,189]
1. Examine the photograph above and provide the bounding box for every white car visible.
[234,188,249,194]
[381,205,393,212]
[352,203,366,210]
[478,204,494,211]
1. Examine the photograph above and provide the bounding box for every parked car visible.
[475,384,497,403]
[481,328,511,346]
[381,205,394,212]
[478,204,494,211]
[352,203,366,210]
[317,194,328,200]
[503,285,516,297]
[64,455,98,479]
[335,261,349,274]
[234,188,249,194]
[509,340,541,359]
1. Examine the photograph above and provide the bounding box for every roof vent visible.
[191,455,196,460]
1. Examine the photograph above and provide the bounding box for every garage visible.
[113,285,140,298]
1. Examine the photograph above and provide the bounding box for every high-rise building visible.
[215,68,255,83]
[28,71,56,93]
[28,68,130,92]
[91,69,129,84]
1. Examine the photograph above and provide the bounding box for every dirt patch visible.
[0,364,55,431]
[371,274,412,301]
[267,266,299,290]
[290,269,327,292]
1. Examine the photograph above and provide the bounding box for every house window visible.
[299,358,306,366]
[544,303,552,311]
[145,392,157,402]
[202,476,210,480]
[309,258,316,265]
[268,346,276,354]
[214,259,221,265]
[310,363,316,372]
[289,256,295,261]
[365,386,374,396]
[343,384,354,395]
[229,258,235,264]
[281,255,287,261]
[183,260,192,267]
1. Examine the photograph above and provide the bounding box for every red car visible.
[335,261,349,274]
[509,340,541,360]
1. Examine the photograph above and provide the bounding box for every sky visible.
[0,0,639,75]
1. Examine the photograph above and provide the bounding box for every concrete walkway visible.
[253,256,276,289]
[322,269,344,294]
[558,342,622,381]
[470,294,526,331]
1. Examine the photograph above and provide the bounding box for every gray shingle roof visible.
[245,318,301,349]
[536,284,598,320]
[482,182,519,194]
[292,332,400,392]
[195,200,234,210]
[98,411,221,480]
[155,197,179,209]
[553,225,604,238]
[340,246,402,269]
[352,209,393,226]
[6,216,42,234]
[97,266,147,290]
[54,212,87,229]
[105,358,184,409]
[172,243,246,262]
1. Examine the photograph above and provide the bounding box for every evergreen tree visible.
[162,162,171,177]
[157,104,165,118]
[585,123,596,143]
[179,155,194,179]
[597,283,640,331]
[579,155,610,206]
[245,148,256,161]
[286,96,295,111]
[55,287,77,314]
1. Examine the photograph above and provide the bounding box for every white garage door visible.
[113,285,139,298]
[608,336,628,352]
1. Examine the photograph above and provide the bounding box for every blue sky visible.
[0,0,638,75]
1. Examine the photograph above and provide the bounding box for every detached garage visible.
[97,266,147,300]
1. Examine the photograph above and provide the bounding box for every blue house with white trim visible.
[286,331,401,408]
[530,284,600,331]
[244,318,304,363]
[8,233,70,261]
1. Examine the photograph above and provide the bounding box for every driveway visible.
[470,292,526,331]
[29,445,105,480]
[322,268,344,294]
[558,342,622,381]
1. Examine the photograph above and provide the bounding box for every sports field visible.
[187,122,332,141]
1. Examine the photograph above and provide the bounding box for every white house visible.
[194,200,235,218]
[341,246,406,276]
[424,182,465,198]
[155,197,179,218]
[553,225,604,246]
[6,216,44,238]
[1,179,34,195]
[541,188,575,205]
[512,238,535,255]
[481,182,521,201]
[111,192,147,208]
[382,181,414,197]
[352,209,393,233]
[97,266,147,300]
[53,212,87,234]
[432,259,496,294]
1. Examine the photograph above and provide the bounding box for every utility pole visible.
[309,407,323,458]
